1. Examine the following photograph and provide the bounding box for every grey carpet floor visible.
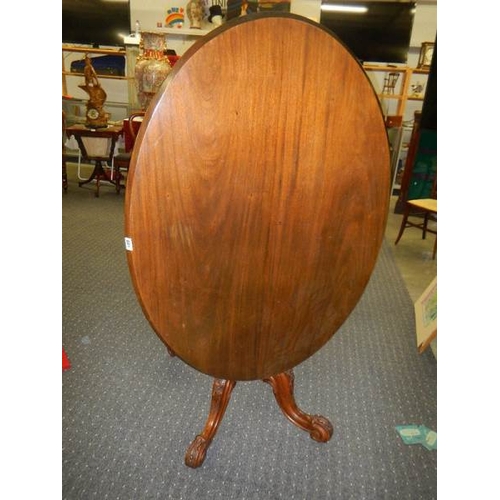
[62,179,437,499]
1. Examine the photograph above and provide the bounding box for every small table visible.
[66,124,123,197]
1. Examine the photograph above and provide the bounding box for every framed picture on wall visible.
[417,42,435,69]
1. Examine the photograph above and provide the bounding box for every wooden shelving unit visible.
[62,45,131,94]
[62,44,140,118]
[363,64,430,195]
[363,64,429,119]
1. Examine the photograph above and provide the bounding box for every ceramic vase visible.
[135,32,172,111]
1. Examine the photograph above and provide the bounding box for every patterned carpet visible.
[62,176,437,499]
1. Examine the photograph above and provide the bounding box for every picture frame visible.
[414,277,437,354]
[417,42,435,69]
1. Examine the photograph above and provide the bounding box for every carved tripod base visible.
[184,370,333,468]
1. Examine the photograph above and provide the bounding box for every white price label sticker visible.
[124,237,133,251]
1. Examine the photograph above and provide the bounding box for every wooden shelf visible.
[378,94,403,100]
[160,26,214,36]
[62,44,135,111]
[62,45,126,55]
[363,64,408,72]
[123,26,215,42]
[62,71,130,81]
[363,64,430,118]
[412,67,431,75]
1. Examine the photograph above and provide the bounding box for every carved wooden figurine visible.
[79,55,109,128]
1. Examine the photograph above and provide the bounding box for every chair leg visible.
[62,158,68,193]
[395,206,410,245]
[114,164,121,194]
[432,238,437,260]
[422,211,430,240]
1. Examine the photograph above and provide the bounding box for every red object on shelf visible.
[63,348,71,371]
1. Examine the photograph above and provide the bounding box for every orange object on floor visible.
[63,348,71,371]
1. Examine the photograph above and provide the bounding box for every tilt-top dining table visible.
[124,13,390,468]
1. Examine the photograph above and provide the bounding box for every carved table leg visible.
[263,370,333,442]
[185,378,236,468]
[78,160,117,197]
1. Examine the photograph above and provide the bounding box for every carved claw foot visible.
[184,379,236,468]
[263,370,333,442]
[309,415,334,442]
[185,435,211,468]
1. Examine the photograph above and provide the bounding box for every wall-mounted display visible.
[62,0,131,48]
[320,1,416,64]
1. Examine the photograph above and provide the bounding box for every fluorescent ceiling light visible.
[321,4,369,13]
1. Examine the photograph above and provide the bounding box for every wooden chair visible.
[382,72,399,95]
[113,112,145,193]
[394,198,437,259]
[62,111,69,193]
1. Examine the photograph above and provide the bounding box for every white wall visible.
[290,0,321,21]
[410,1,437,47]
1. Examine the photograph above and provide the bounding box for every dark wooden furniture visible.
[123,112,146,152]
[113,112,145,194]
[395,111,421,213]
[395,43,437,214]
[395,198,437,259]
[124,14,390,468]
[62,111,68,193]
[65,124,123,197]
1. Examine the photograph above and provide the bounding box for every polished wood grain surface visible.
[125,14,390,381]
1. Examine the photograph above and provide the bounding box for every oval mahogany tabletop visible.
[125,14,390,381]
